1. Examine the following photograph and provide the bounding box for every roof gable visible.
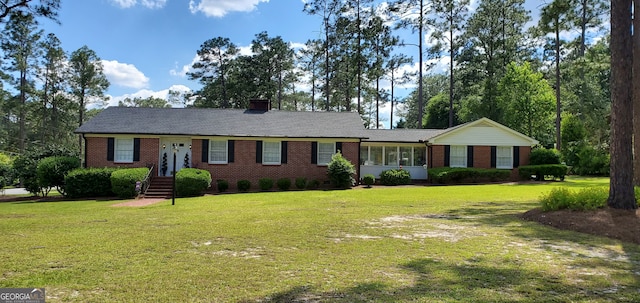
[428,118,539,146]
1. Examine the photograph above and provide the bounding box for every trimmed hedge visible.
[277,178,291,191]
[36,156,81,196]
[379,169,411,186]
[295,177,307,190]
[237,179,251,192]
[362,174,375,187]
[429,167,511,184]
[176,168,211,197]
[259,178,274,191]
[111,167,150,199]
[216,179,229,192]
[65,167,118,198]
[327,152,356,188]
[518,164,568,181]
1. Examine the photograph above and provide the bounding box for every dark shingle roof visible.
[76,107,367,139]
[362,128,449,143]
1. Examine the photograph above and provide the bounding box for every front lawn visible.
[1,177,638,302]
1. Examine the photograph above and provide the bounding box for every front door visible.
[159,138,192,176]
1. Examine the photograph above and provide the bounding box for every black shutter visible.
[107,137,114,161]
[490,146,497,168]
[281,141,288,164]
[467,146,474,168]
[256,141,263,163]
[311,142,318,164]
[201,139,209,163]
[228,140,235,163]
[336,142,342,153]
[133,138,140,162]
[444,145,450,167]
[513,146,520,168]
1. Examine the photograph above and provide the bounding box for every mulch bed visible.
[521,207,640,245]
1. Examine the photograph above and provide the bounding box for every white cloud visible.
[111,0,167,9]
[106,85,193,107]
[102,60,150,89]
[189,0,269,17]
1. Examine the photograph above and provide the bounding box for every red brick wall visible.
[191,139,360,190]
[430,145,445,168]
[85,137,159,173]
[472,146,492,169]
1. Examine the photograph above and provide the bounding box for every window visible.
[317,142,335,165]
[370,146,383,165]
[114,138,134,163]
[400,147,412,166]
[209,140,227,164]
[496,146,513,169]
[385,146,398,166]
[360,147,368,165]
[414,147,426,167]
[263,141,281,165]
[450,145,467,167]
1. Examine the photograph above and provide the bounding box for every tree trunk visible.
[609,0,636,209]
[448,7,455,127]
[555,23,562,151]
[633,0,640,186]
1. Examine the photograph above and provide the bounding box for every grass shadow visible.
[248,257,612,302]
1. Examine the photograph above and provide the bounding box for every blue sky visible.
[40,0,542,113]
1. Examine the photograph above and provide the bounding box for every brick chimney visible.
[249,99,270,111]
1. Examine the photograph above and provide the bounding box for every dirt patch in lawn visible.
[111,198,166,207]
[521,207,640,245]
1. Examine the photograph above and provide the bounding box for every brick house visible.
[76,102,538,190]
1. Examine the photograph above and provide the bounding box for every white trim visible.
[428,117,539,146]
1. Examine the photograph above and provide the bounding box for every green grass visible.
[1,176,638,302]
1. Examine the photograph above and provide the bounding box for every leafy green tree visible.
[188,37,238,108]
[538,0,572,151]
[496,62,555,145]
[400,74,448,129]
[36,156,80,196]
[424,93,451,129]
[429,0,469,127]
[459,0,531,122]
[0,0,60,22]
[12,144,77,196]
[250,32,296,110]
[68,45,110,156]
[118,96,172,108]
[1,11,43,153]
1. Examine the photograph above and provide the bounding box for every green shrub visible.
[327,151,356,188]
[65,167,118,198]
[237,179,251,192]
[529,148,561,165]
[428,167,511,184]
[216,179,229,192]
[277,178,291,191]
[36,156,81,196]
[0,163,15,191]
[259,178,273,191]
[540,187,609,211]
[363,174,375,187]
[295,177,307,190]
[13,144,78,196]
[379,169,411,186]
[519,164,568,181]
[574,146,609,176]
[307,179,321,189]
[540,187,574,211]
[175,168,211,197]
[111,167,150,199]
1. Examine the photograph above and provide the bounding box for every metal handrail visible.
[140,164,155,196]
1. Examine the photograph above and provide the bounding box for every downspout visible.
[82,134,87,168]
[357,139,362,184]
